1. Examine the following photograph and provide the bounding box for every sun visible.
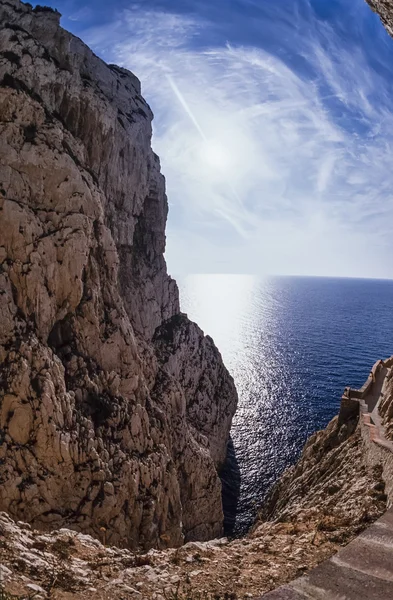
[200,139,233,171]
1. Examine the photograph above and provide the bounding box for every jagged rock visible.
[366,0,393,38]
[154,314,236,468]
[257,414,385,528]
[0,0,237,550]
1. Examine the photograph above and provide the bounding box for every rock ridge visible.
[0,0,238,550]
[366,0,393,38]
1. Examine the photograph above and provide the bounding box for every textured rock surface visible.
[0,0,237,550]
[0,421,386,600]
[0,389,387,599]
[153,314,236,468]
[366,0,393,38]
[0,511,337,600]
[259,414,386,525]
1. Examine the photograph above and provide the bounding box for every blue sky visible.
[38,0,393,278]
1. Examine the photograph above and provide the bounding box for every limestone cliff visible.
[258,413,386,528]
[0,0,237,550]
[367,0,393,37]
[1,360,387,600]
[0,413,386,599]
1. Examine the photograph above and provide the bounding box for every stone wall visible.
[360,413,393,506]
[337,355,393,503]
[338,358,393,422]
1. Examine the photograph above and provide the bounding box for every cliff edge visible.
[0,0,237,550]
[0,403,387,599]
[367,0,393,38]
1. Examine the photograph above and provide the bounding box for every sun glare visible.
[200,140,233,171]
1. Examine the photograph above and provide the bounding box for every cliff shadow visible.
[220,436,241,536]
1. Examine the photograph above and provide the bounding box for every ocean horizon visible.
[178,274,393,533]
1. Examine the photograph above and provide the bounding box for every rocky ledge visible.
[0,409,387,599]
[0,0,237,550]
[1,358,390,598]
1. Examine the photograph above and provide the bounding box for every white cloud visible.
[67,6,92,22]
[85,2,393,278]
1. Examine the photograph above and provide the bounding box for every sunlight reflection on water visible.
[178,274,393,533]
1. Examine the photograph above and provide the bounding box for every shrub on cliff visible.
[32,6,59,14]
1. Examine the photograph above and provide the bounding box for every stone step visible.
[260,508,393,599]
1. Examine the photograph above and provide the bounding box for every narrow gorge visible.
[1,1,393,599]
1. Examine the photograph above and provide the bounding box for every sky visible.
[37,0,393,279]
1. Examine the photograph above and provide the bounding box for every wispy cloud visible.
[84,0,393,278]
[67,7,92,22]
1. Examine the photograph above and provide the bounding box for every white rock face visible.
[0,0,237,550]
[367,0,393,39]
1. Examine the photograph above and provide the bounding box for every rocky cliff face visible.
[0,414,386,600]
[0,0,237,550]
[367,0,393,37]
[258,413,386,527]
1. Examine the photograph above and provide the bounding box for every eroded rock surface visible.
[1,382,386,600]
[0,412,386,600]
[0,0,237,550]
[258,414,386,531]
[367,0,393,38]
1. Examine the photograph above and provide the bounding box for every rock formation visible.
[1,0,392,596]
[0,0,237,550]
[367,0,393,37]
[259,412,386,526]
[1,353,388,600]
[0,410,386,599]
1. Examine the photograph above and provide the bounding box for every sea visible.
[178,275,393,535]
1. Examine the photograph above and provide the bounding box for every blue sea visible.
[178,275,393,534]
